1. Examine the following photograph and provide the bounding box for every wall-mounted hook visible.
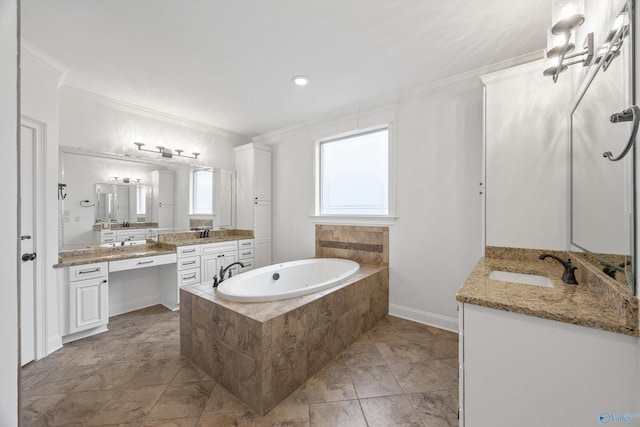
[58,183,67,200]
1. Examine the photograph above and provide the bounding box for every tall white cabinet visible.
[151,170,175,229]
[235,143,272,268]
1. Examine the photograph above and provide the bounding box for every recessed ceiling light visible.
[291,75,310,86]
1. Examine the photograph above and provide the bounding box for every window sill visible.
[309,215,397,226]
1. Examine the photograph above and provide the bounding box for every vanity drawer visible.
[177,268,201,286]
[109,253,177,272]
[69,262,108,282]
[239,259,254,273]
[178,256,200,271]
[146,229,158,240]
[177,245,201,258]
[201,241,238,255]
[238,239,254,249]
[238,248,254,260]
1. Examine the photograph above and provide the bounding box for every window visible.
[319,127,389,216]
[191,169,213,215]
[136,185,147,216]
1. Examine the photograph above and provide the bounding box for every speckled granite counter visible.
[456,247,639,336]
[157,229,253,246]
[54,242,177,268]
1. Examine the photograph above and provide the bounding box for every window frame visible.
[312,123,397,225]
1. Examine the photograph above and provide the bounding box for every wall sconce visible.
[543,0,594,82]
[134,142,200,160]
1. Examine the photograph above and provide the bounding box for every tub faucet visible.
[539,254,578,285]
[213,261,246,287]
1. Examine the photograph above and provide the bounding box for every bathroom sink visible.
[489,270,553,288]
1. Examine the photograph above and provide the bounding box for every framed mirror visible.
[571,2,635,294]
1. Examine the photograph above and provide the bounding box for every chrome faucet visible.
[212,261,246,287]
[539,254,578,284]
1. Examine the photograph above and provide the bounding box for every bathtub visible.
[216,258,360,302]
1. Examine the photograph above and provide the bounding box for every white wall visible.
[58,86,245,170]
[263,83,484,331]
[21,50,64,355]
[0,0,18,424]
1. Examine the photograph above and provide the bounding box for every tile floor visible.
[21,305,459,426]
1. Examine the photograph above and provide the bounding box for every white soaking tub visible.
[216,258,359,302]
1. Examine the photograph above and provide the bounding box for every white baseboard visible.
[389,303,458,333]
[46,334,63,357]
[61,325,108,344]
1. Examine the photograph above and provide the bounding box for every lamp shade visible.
[551,0,585,34]
[546,31,575,58]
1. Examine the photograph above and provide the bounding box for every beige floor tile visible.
[407,390,458,426]
[253,403,310,427]
[360,395,424,427]
[197,411,255,427]
[390,360,456,394]
[301,368,357,403]
[21,393,64,425]
[172,362,213,384]
[202,384,249,415]
[31,389,114,426]
[86,384,167,426]
[141,417,200,427]
[73,362,144,391]
[146,381,215,420]
[350,364,404,398]
[309,400,367,427]
[124,358,184,387]
[333,342,386,367]
[24,365,99,396]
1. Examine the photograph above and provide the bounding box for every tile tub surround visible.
[158,229,253,245]
[180,265,389,415]
[315,224,389,266]
[54,241,177,268]
[457,247,639,336]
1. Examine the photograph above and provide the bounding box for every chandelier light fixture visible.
[134,142,200,160]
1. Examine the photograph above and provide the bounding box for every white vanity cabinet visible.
[65,262,109,338]
[459,303,639,427]
[115,229,146,241]
[235,143,272,268]
[200,240,239,282]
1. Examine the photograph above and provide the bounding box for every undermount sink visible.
[489,270,553,288]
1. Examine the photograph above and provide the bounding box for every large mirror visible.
[571,2,635,294]
[59,146,236,248]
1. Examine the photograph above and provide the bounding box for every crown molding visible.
[60,85,248,140]
[406,50,544,98]
[20,39,68,85]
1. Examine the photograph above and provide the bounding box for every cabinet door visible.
[254,148,271,201]
[254,201,271,239]
[201,254,221,282]
[69,277,108,334]
[158,172,175,206]
[254,237,272,268]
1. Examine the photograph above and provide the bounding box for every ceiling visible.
[21,0,550,137]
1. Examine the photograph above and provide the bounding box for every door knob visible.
[21,252,36,262]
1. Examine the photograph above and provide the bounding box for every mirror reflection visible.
[60,147,235,248]
[571,3,634,293]
[95,182,149,223]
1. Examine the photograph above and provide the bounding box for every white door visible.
[20,124,36,366]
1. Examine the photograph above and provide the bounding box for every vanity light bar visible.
[134,142,200,160]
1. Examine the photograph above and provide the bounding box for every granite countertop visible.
[158,230,254,247]
[55,242,177,268]
[456,249,639,336]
